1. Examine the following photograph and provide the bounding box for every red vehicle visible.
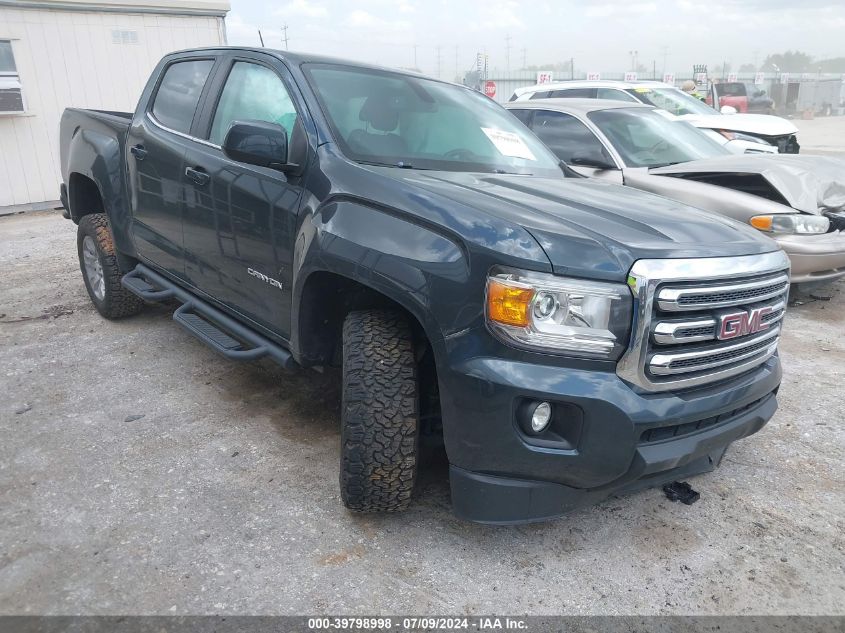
[707,82,775,114]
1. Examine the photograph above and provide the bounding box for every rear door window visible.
[151,59,214,134]
[548,88,597,99]
[530,110,611,164]
[597,88,638,102]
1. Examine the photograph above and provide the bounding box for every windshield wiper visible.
[492,168,530,175]
[648,161,684,169]
[357,160,424,170]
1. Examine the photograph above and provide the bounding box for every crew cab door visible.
[126,55,218,278]
[180,53,310,340]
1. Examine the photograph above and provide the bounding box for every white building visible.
[0,0,230,214]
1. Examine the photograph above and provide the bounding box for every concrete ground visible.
[793,116,845,156]
[1,211,843,616]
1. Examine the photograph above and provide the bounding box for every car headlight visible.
[485,269,632,359]
[719,130,772,146]
[750,214,829,234]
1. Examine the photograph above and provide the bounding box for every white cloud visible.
[347,9,411,30]
[277,0,328,19]
[586,2,657,18]
[472,0,525,30]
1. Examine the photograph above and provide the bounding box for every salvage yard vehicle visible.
[505,99,845,285]
[708,81,775,115]
[61,47,790,524]
[510,80,800,154]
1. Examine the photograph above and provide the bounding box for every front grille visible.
[616,252,791,392]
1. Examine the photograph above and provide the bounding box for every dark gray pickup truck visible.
[60,47,789,524]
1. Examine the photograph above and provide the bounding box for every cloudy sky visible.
[225,0,845,78]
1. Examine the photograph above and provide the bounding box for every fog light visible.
[530,402,552,433]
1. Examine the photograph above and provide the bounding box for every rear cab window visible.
[151,59,215,134]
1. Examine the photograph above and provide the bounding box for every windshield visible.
[588,108,730,168]
[304,63,562,176]
[628,87,719,116]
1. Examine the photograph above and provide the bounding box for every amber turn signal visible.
[749,215,774,231]
[487,279,534,327]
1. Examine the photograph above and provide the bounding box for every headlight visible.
[485,269,632,358]
[750,214,829,234]
[719,130,772,146]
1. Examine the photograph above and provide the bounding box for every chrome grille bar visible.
[649,327,780,376]
[652,300,785,345]
[656,274,789,312]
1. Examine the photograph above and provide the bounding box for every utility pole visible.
[257,29,264,47]
[455,46,459,81]
[412,44,418,70]
[661,46,668,75]
[521,47,526,69]
[505,33,511,75]
[436,45,442,79]
[570,57,574,80]
[281,24,288,50]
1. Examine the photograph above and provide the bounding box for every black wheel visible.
[77,213,144,319]
[340,310,419,512]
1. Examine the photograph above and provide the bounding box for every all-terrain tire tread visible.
[77,213,144,319]
[341,310,418,513]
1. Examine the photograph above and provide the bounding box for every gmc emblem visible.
[717,307,774,340]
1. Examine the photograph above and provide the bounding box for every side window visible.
[509,109,533,126]
[548,88,597,99]
[531,110,611,164]
[597,88,638,103]
[0,40,25,113]
[151,59,214,134]
[209,62,298,145]
[529,91,552,100]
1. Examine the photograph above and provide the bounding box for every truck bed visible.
[59,108,133,194]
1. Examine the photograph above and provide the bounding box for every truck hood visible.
[679,113,799,137]
[649,155,845,214]
[373,168,777,280]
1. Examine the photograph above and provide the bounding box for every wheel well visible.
[68,173,104,221]
[297,271,441,436]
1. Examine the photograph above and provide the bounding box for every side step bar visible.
[122,264,296,370]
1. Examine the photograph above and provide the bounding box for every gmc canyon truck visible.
[60,48,790,524]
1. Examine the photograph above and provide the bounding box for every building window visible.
[111,30,139,45]
[0,40,25,114]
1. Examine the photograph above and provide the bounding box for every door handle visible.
[185,166,210,186]
[130,144,147,160]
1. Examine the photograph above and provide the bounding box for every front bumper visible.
[777,231,845,284]
[438,332,781,524]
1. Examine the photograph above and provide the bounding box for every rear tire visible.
[77,213,144,319]
[340,310,419,512]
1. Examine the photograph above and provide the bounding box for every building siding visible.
[0,5,226,208]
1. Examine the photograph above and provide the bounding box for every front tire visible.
[77,213,144,319]
[340,310,419,512]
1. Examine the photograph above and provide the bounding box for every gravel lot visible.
[1,209,843,616]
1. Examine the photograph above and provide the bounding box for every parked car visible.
[505,99,845,284]
[510,80,800,153]
[60,48,789,524]
[708,81,776,114]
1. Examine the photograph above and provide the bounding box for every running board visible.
[121,264,296,369]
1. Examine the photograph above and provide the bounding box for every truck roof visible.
[166,46,427,78]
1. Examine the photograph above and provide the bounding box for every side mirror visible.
[222,120,295,172]
[720,105,738,115]
[570,151,616,171]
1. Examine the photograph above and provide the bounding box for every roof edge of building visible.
[0,0,230,17]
